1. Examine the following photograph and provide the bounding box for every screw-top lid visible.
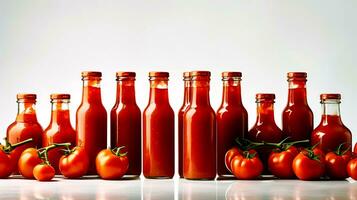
[50,94,71,100]
[17,93,37,100]
[256,93,275,100]
[190,71,211,77]
[116,72,136,77]
[287,72,307,78]
[149,71,169,77]
[222,72,242,78]
[320,93,341,100]
[183,72,190,78]
[81,71,102,77]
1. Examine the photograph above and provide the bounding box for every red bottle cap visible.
[116,72,136,77]
[183,72,190,78]
[17,93,37,100]
[81,71,102,77]
[256,93,275,100]
[320,93,341,100]
[222,72,242,78]
[149,72,169,77]
[50,94,71,100]
[287,72,307,78]
[190,71,211,77]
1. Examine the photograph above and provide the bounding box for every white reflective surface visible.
[1,176,356,200]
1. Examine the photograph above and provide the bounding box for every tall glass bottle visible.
[217,72,248,177]
[111,72,141,177]
[7,94,43,172]
[311,94,352,153]
[178,72,191,178]
[183,71,216,180]
[43,94,76,174]
[248,94,283,170]
[76,71,107,175]
[282,72,313,144]
[143,72,174,178]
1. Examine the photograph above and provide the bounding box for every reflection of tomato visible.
[96,148,129,180]
[268,146,299,178]
[59,147,89,178]
[33,164,55,181]
[18,148,42,179]
[225,147,241,173]
[325,151,351,179]
[292,151,325,180]
[231,152,263,180]
[347,158,357,180]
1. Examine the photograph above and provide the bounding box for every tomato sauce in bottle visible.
[76,71,107,175]
[43,94,76,174]
[110,72,141,177]
[143,72,174,178]
[282,72,313,144]
[178,72,191,178]
[311,94,352,153]
[217,72,248,177]
[248,94,283,171]
[7,94,43,172]
[183,71,216,180]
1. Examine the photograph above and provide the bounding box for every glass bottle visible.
[183,71,216,180]
[178,72,191,178]
[110,72,141,177]
[7,94,43,172]
[282,72,313,144]
[248,94,283,171]
[76,71,107,175]
[311,94,352,153]
[143,72,174,178]
[43,94,76,174]
[217,72,248,177]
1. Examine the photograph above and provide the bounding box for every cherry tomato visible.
[33,163,55,181]
[96,147,129,180]
[59,147,89,178]
[325,151,350,179]
[225,147,242,173]
[292,150,325,180]
[347,158,357,180]
[268,146,299,179]
[230,151,263,180]
[18,148,42,179]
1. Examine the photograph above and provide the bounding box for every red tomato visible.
[268,146,299,178]
[59,147,89,178]
[347,158,357,180]
[0,150,13,178]
[325,151,350,179]
[230,151,263,180]
[18,148,42,179]
[292,150,325,180]
[225,147,242,173]
[33,164,55,181]
[95,147,129,180]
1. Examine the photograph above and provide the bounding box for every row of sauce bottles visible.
[6,71,352,179]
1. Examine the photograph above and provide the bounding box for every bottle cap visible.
[81,71,102,77]
[17,94,37,100]
[256,93,275,100]
[320,93,341,100]
[287,72,307,78]
[190,71,211,77]
[116,72,136,77]
[222,72,242,78]
[183,72,190,78]
[50,94,71,100]
[149,72,169,77]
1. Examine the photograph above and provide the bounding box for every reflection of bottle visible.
[143,72,175,178]
[7,94,43,173]
[43,94,76,174]
[143,179,175,200]
[247,94,283,171]
[76,71,107,175]
[180,180,217,200]
[311,94,352,153]
[110,72,141,177]
[216,72,248,177]
[282,72,313,144]
[178,72,191,178]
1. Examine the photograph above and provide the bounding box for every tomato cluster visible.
[225,138,357,181]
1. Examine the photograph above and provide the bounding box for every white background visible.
[0,0,356,162]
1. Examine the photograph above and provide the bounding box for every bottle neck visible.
[82,79,103,104]
[183,80,190,106]
[190,80,211,106]
[321,101,342,124]
[222,79,242,105]
[50,101,71,125]
[16,101,38,123]
[149,79,169,104]
[287,80,308,105]
[256,101,276,124]
[116,79,136,104]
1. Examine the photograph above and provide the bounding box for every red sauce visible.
[217,72,248,177]
[111,72,141,177]
[183,71,216,180]
[311,94,352,153]
[282,72,313,144]
[248,94,283,171]
[7,94,43,173]
[354,143,357,154]
[43,94,76,174]
[76,72,107,175]
[178,72,191,178]
[143,72,174,178]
